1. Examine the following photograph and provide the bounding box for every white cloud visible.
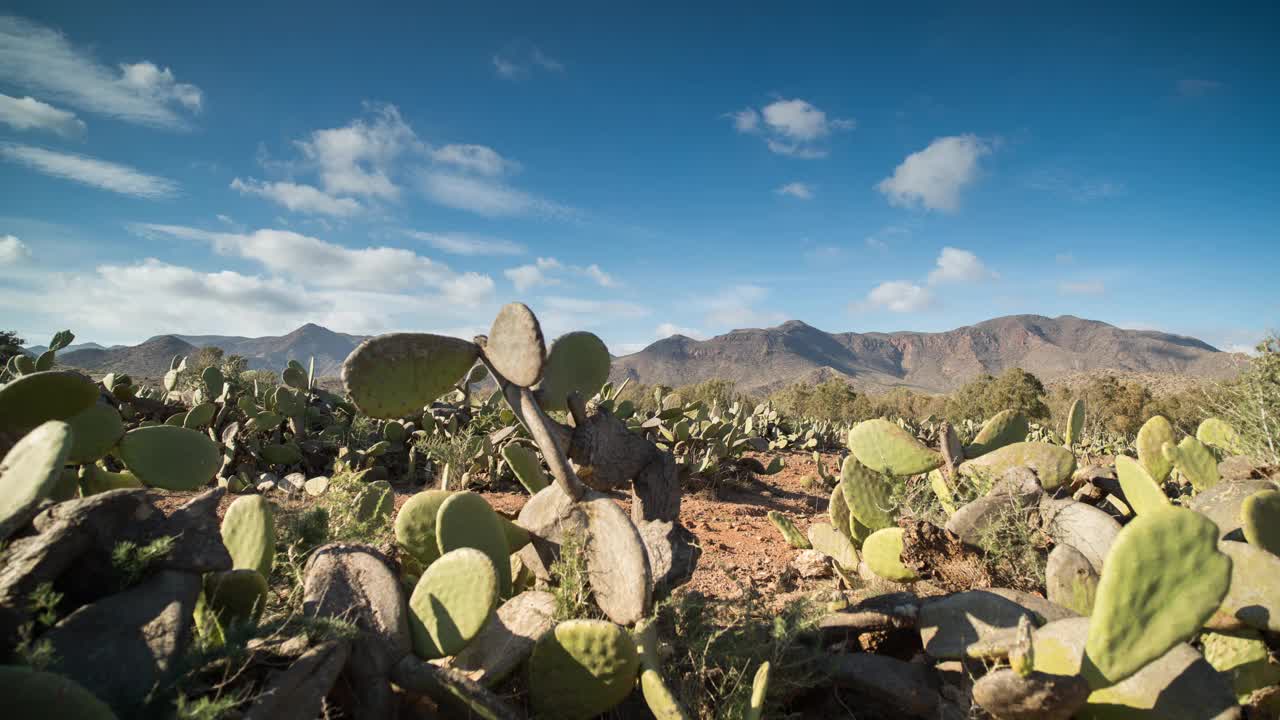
[0,142,177,198]
[419,171,562,217]
[656,322,704,339]
[865,225,910,252]
[927,247,998,284]
[700,284,786,328]
[0,16,202,129]
[1058,280,1105,295]
[493,55,523,79]
[230,178,361,217]
[493,47,564,79]
[729,98,852,158]
[403,230,523,256]
[876,134,991,212]
[776,182,814,199]
[294,103,419,200]
[0,94,85,137]
[582,264,617,288]
[531,48,564,72]
[1026,169,1126,201]
[0,234,29,264]
[862,281,934,312]
[429,144,517,177]
[540,296,649,318]
[504,257,613,291]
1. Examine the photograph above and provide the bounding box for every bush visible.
[1209,335,1280,464]
[946,368,1049,425]
[768,379,875,423]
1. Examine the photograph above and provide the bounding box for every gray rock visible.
[918,590,1035,660]
[791,549,832,578]
[1189,479,1276,538]
[1211,540,1280,634]
[972,668,1090,720]
[448,590,556,685]
[145,487,231,574]
[945,494,1027,545]
[819,591,920,636]
[984,587,1079,624]
[1038,498,1120,573]
[637,518,700,597]
[1218,455,1263,482]
[281,472,307,495]
[44,570,201,716]
[390,655,524,720]
[825,652,952,719]
[245,640,351,720]
[304,476,330,496]
[1045,544,1097,616]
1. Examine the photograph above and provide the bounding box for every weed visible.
[13,582,63,670]
[111,535,177,589]
[549,528,598,621]
[971,498,1047,593]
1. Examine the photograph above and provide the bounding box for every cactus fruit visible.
[535,331,611,412]
[0,665,119,719]
[1240,489,1280,555]
[501,444,549,494]
[1135,416,1175,483]
[958,441,1076,492]
[1201,629,1280,702]
[436,491,514,596]
[839,454,898,531]
[1084,507,1231,688]
[807,522,858,571]
[64,401,125,464]
[221,494,276,578]
[117,425,221,491]
[966,409,1030,458]
[1114,456,1170,515]
[0,420,72,540]
[342,333,480,419]
[1065,398,1085,448]
[634,617,693,720]
[767,511,810,549]
[0,370,99,432]
[395,490,454,567]
[1161,437,1219,492]
[847,419,944,476]
[1196,417,1244,455]
[203,568,269,628]
[485,302,546,388]
[528,619,641,720]
[746,661,770,720]
[863,527,920,582]
[408,547,500,659]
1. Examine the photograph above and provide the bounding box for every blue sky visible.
[1,2,1276,355]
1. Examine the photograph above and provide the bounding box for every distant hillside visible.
[59,336,197,378]
[23,342,108,356]
[612,315,1246,395]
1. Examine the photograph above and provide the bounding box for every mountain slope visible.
[59,336,197,378]
[611,315,1244,394]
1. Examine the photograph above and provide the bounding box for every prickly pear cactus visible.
[485,302,546,387]
[395,490,454,567]
[1083,506,1231,688]
[1065,398,1085,448]
[408,547,499,659]
[436,491,513,596]
[766,510,810,549]
[64,401,125,464]
[1162,437,1220,492]
[863,527,920,583]
[354,479,394,523]
[0,369,99,433]
[1196,417,1244,455]
[341,333,480,419]
[966,409,1029,458]
[839,454,898,531]
[221,494,276,578]
[928,469,958,516]
[501,444,549,494]
[528,619,641,720]
[634,617,692,720]
[535,331,611,412]
[828,484,851,537]
[807,522,858,571]
[958,441,1075,492]
[202,568,269,628]
[746,661,770,720]
[0,664,119,719]
[117,425,221,491]
[1114,455,1171,515]
[1241,489,1280,555]
[79,465,142,496]
[0,420,72,540]
[847,419,944,476]
[1201,629,1280,702]
[1135,416,1175,483]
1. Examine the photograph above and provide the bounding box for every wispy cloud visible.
[419,171,567,217]
[0,234,30,264]
[655,322,705,339]
[1025,168,1126,201]
[728,98,853,159]
[429,144,519,177]
[230,178,361,217]
[403,230,524,256]
[0,94,85,137]
[493,46,565,79]
[1177,78,1222,97]
[0,142,177,197]
[698,284,786,328]
[0,15,202,130]
[776,182,814,199]
[877,134,991,212]
[865,225,910,252]
[294,103,419,200]
[504,257,615,291]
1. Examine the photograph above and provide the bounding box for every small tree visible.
[0,330,25,365]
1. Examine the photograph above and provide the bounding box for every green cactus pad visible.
[847,419,944,476]
[281,364,307,390]
[1201,629,1280,702]
[1197,418,1244,455]
[535,331,611,412]
[437,491,513,596]
[485,302,545,388]
[1065,399,1086,447]
[863,527,920,582]
[499,516,530,553]
[1084,506,1231,688]
[1162,437,1219,492]
[203,568,269,628]
[64,401,125,464]
[807,522,859,571]
[635,618,693,720]
[839,454,898,531]
[828,484,851,539]
[395,490,454,567]
[221,494,276,578]
[354,480,394,523]
[1135,416,1175,483]
[966,409,1030,458]
[957,441,1076,492]
[117,425,221,490]
[0,665,119,720]
[201,365,224,397]
[766,511,810,549]
[501,444,549,494]
[0,421,72,540]
[1240,489,1280,555]
[746,661,770,720]
[1114,455,1171,515]
[928,469,958,516]
[341,332,480,419]
[528,619,641,720]
[260,442,302,466]
[79,465,142,496]
[182,402,216,430]
[0,370,99,432]
[408,547,500,659]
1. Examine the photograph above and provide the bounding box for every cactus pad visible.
[528,619,641,720]
[1162,436,1219,492]
[1114,455,1170,515]
[395,490,454,567]
[828,484,851,538]
[0,665,119,719]
[966,409,1029,458]
[354,480,394,523]
[79,465,143,496]
[1240,489,1280,555]
[117,425,221,490]
[839,454,898,531]
[341,332,480,419]
[1197,417,1243,455]
[1201,629,1280,702]
[863,527,920,582]
[847,419,944,476]
[635,617,693,720]
[1135,415,1175,483]
[1084,506,1231,688]
[485,302,545,387]
[436,491,513,596]
[182,402,216,430]
[957,441,1076,492]
[535,331,611,412]
[221,494,276,578]
[746,661,770,720]
[0,421,72,540]
[64,401,125,464]
[1065,398,1085,447]
[408,547,499,659]
[501,444,549,494]
[766,511,810,549]
[203,569,269,628]
[0,370,99,432]
[806,522,858,571]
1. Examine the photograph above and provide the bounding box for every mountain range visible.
[42,315,1244,394]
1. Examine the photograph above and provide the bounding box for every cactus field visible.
[1,305,1278,719]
